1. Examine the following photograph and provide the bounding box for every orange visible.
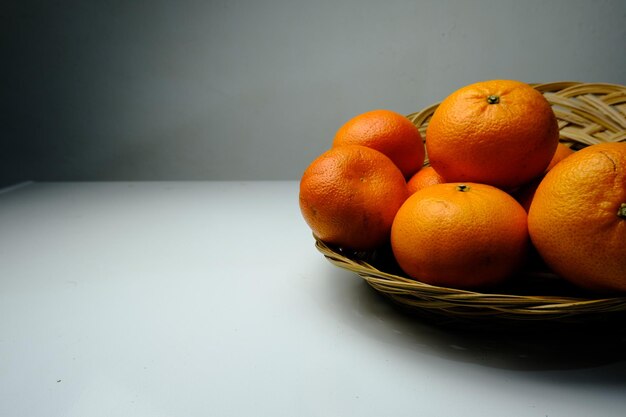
[546,142,575,171]
[299,145,409,251]
[514,142,576,211]
[391,182,528,289]
[426,80,559,189]
[407,166,446,194]
[528,142,626,293]
[333,109,425,178]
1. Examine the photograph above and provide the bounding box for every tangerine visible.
[425,80,559,189]
[528,142,626,292]
[514,142,576,211]
[407,166,446,194]
[333,109,425,178]
[546,142,575,171]
[391,182,528,289]
[299,145,409,251]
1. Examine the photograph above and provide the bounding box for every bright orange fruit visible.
[299,145,409,251]
[546,142,575,171]
[426,80,559,189]
[407,166,446,194]
[333,109,425,178]
[514,142,576,211]
[528,142,626,293]
[391,182,528,289]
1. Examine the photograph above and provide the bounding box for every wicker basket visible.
[315,81,626,329]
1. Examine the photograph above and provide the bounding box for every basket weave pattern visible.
[315,82,626,323]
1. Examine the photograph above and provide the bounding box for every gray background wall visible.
[2,0,625,184]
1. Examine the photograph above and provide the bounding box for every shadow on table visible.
[323,267,626,377]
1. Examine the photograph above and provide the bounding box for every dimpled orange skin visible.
[391,182,529,289]
[333,109,425,178]
[407,166,446,194]
[426,80,559,190]
[528,142,626,293]
[299,145,409,251]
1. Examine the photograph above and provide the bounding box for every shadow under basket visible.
[314,81,626,333]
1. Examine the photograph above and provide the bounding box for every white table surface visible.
[1,181,625,417]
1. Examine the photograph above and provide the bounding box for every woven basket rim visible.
[315,237,626,305]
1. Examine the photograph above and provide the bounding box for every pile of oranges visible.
[299,80,626,294]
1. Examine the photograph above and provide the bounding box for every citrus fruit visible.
[528,142,626,292]
[391,182,528,289]
[546,142,575,171]
[333,109,425,178]
[514,142,576,211]
[300,145,409,251]
[407,166,446,194]
[425,80,559,189]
